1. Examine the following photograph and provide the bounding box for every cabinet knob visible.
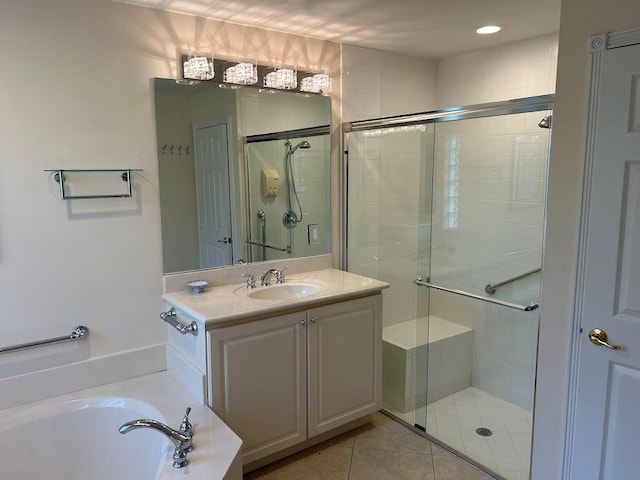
[299,319,307,327]
[309,316,317,323]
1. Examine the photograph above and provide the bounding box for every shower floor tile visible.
[386,387,531,480]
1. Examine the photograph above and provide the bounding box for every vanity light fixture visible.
[223,62,258,85]
[181,54,214,81]
[264,68,297,90]
[475,25,503,35]
[300,73,332,95]
[176,54,330,95]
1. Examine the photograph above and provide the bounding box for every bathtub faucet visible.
[119,409,193,468]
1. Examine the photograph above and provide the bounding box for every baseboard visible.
[0,344,166,410]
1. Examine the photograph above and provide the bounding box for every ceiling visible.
[118,0,561,60]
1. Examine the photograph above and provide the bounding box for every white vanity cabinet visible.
[206,294,382,465]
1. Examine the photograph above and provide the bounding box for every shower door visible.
[345,123,435,429]
[344,96,553,480]
[422,109,551,480]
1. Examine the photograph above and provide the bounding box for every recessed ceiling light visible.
[476,25,503,35]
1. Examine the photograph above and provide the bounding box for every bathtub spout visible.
[119,419,192,468]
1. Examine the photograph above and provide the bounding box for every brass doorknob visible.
[588,328,622,350]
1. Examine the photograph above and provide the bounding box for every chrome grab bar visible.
[245,240,292,254]
[0,326,89,355]
[484,267,541,295]
[257,210,266,261]
[414,277,539,312]
[160,308,198,336]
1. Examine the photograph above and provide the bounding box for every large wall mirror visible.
[154,78,331,274]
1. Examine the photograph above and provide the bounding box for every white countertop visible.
[162,268,389,328]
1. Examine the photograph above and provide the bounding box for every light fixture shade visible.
[223,62,258,85]
[182,55,214,81]
[300,73,332,94]
[264,68,298,90]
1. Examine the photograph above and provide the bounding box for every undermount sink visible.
[239,283,323,300]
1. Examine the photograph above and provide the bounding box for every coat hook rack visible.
[160,144,193,156]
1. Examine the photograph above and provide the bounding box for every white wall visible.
[0,0,340,408]
[437,33,558,107]
[534,2,640,479]
[342,45,438,122]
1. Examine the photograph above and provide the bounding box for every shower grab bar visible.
[414,277,539,312]
[484,267,542,295]
[0,326,89,355]
[160,308,198,336]
[245,240,291,254]
[257,210,266,261]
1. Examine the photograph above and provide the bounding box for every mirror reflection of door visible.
[194,123,232,268]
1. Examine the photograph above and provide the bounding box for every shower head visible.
[538,115,552,129]
[286,140,311,153]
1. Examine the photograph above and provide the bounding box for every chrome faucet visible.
[261,268,279,286]
[261,266,288,286]
[119,408,194,468]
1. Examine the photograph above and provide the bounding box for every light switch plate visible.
[308,224,320,245]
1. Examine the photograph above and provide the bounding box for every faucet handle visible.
[242,273,256,289]
[180,407,192,434]
[276,265,288,284]
[179,407,194,453]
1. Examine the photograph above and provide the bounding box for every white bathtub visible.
[383,316,473,413]
[0,372,243,480]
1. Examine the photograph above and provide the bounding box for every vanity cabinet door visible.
[307,294,382,437]
[207,311,308,464]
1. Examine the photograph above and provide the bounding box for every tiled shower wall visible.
[347,127,434,329]
[343,45,438,328]
[428,113,547,408]
[344,33,558,410]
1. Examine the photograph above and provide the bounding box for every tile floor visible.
[244,412,496,480]
[392,387,532,480]
[426,388,531,480]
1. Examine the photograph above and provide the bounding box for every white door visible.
[194,123,232,268]
[568,41,640,479]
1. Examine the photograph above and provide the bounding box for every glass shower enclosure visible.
[344,95,553,480]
